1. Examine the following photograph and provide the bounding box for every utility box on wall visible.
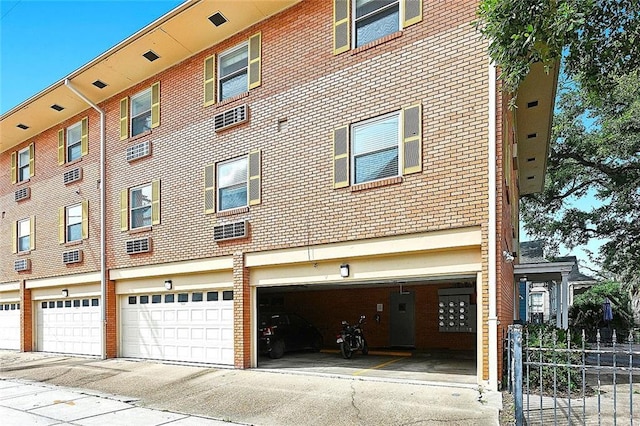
[437,288,477,333]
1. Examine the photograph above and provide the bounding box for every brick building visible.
[0,0,557,390]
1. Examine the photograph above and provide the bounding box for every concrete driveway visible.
[0,350,500,425]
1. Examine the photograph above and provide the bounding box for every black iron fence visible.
[505,324,640,425]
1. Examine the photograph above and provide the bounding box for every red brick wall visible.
[20,282,33,351]
[105,278,117,358]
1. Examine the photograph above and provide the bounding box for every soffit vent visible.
[14,187,30,202]
[214,104,248,132]
[14,259,30,272]
[126,140,151,162]
[63,167,83,185]
[126,237,151,254]
[63,249,83,264]
[214,220,248,241]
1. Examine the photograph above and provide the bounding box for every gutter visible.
[64,79,107,360]
[487,63,498,390]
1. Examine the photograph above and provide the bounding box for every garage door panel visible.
[0,305,21,350]
[36,299,101,356]
[121,291,234,365]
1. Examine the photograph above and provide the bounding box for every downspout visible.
[487,63,498,390]
[64,79,107,360]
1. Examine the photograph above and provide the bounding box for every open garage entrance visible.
[255,279,479,384]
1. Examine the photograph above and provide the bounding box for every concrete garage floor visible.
[258,349,478,386]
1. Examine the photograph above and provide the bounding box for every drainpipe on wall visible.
[64,79,107,360]
[487,63,498,391]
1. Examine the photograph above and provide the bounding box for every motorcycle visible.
[336,315,368,359]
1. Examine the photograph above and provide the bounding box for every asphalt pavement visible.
[0,350,501,425]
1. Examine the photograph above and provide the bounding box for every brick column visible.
[20,280,33,352]
[105,278,118,358]
[233,251,251,368]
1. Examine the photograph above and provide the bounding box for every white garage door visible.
[0,302,21,350]
[121,290,234,365]
[36,298,101,356]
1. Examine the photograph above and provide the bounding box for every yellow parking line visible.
[353,357,403,376]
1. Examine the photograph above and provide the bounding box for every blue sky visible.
[0,0,182,115]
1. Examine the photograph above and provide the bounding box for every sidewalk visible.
[0,350,501,425]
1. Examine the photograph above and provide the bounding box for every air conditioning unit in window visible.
[213,220,248,241]
[63,249,83,264]
[126,140,151,162]
[63,167,82,185]
[125,237,151,254]
[14,187,30,202]
[214,104,248,132]
[14,259,31,272]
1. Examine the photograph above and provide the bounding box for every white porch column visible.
[561,272,569,329]
[556,282,562,328]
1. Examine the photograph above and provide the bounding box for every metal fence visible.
[505,324,640,425]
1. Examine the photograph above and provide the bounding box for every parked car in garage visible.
[259,312,323,359]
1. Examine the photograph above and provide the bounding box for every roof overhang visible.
[514,61,560,195]
[514,261,574,282]
[0,0,302,153]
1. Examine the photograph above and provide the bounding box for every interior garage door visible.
[121,290,234,365]
[0,302,21,350]
[36,298,101,356]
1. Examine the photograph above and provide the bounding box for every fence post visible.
[512,324,524,426]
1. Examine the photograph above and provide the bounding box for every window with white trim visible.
[18,147,30,182]
[352,112,400,184]
[66,204,82,242]
[217,157,248,211]
[66,122,82,162]
[17,218,30,252]
[530,293,544,313]
[219,43,248,101]
[131,88,152,137]
[354,0,400,47]
[130,183,152,229]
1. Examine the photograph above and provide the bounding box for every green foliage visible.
[475,0,640,98]
[569,281,634,341]
[524,324,585,395]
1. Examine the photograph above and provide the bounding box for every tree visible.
[475,0,640,98]
[476,0,640,290]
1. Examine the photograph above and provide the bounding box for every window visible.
[58,201,87,244]
[120,82,160,140]
[66,204,82,242]
[18,147,30,182]
[67,122,82,162]
[165,294,175,303]
[333,0,422,54]
[120,180,160,231]
[333,104,422,188]
[140,295,149,304]
[223,290,233,300]
[178,293,188,303]
[352,112,400,184]
[207,291,218,301]
[219,43,248,101]
[217,157,248,211]
[131,89,152,137]
[15,217,33,253]
[205,33,261,106]
[204,150,261,214]
[128,296,137,304]
[152,295,161,303]
[192,292,203,302]
[11,143,34,184]
[130,184,152,229]
[530,293,544,313]
[354,0,400,47]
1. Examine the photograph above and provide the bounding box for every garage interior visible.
[256,279,478,384]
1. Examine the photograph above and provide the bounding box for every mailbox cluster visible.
[438,293,476,333]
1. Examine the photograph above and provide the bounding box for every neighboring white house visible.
[516,242,597,327]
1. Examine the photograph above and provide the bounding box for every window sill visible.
[129,226,152,234]
[215,91,249,108]
[217,206,249,217]
[17,250,31,256]
[351,31,403,56]
[64,240,83,248]
[65,158,83,168]
[16,179,30,186]
[126,130,152,143]
[350,176,403,192]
